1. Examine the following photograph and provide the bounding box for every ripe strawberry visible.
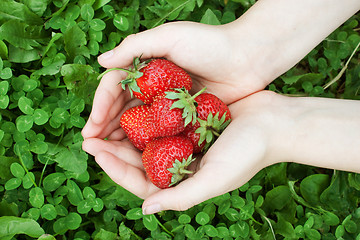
[120,105,153,151]
[195,92,231,121]
[142,136,194,189]
[181,122,205,154]
[192,91,232,152]
[99,57,192,104]
[148,88,202,138]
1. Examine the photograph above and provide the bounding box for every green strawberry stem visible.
[196,112,231,153]
[167,87,207,127]
[190,87,207,101]
[96,56,147,97]
[97,67,134,80]
[168,155,195,187]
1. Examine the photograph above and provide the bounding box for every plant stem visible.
[323,40,360,89]
[97,67,133,80]
[17,151,37,188]
[154,214,175,237]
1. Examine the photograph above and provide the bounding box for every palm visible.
[82,91,279,210]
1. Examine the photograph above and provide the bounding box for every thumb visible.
[141,163,237,215]
[97,23,176,69]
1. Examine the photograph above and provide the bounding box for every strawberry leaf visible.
[168,155,195,187]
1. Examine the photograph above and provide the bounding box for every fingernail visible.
[143,203,161,215]
[99,50,114,60]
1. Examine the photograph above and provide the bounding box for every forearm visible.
[275,96,360,173]
[224,0,360,84]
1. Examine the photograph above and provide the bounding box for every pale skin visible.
[82,0,360,214]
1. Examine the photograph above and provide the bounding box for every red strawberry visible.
[142,136,194,189]
[191,91,232,152]
[99,57,192,104]
[148,88,201,138]
[195,93,231,121]
[182,122,205,154]
[120,105,153,151]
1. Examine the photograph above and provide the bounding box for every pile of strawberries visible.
[103,57,231,189]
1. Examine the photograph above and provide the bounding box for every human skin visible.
[82,0,360,214]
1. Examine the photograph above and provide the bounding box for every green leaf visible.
[178,214,191,224]
[66,179,84,206]
[54,144,87,174]
[65,212,82,230]
[93,198,104,212]
[196,212,210,225]
[16,115,34,132]
[64,25,89,60]
[22,79,38,92]
[0,216,44,239]
[18,96,34,115]
[0,95,9,109]
[34,54,66,76]
[80,4,94,21]
[281,73,323,85]
[225,208,239,221]
[300,174,330,206]
[22,0,49,16]
[0,156,17,180]
[33,109,49,125]
[143,214,158,231]
[0,1,43,25]
[43,172,67,191]
[200,9,221,25]
[264,185,291,211]
[126,208,143,220]
[0,40,8,59]
[204,224,218,237]
[29,140,48,154]
[29,187,44,208]
[70,98,85,115]
[335,225,345,238]
[5,177,22,190]
[83,186,96,199]
[0,80,9,95]
[10,162,25,178]
[53,217,67,234]
[89,18,106,31]
[8,45,40,63]
[77,199,92,214]
[22,172,35,189]
[304,228,321,240]
[51,108,69,124]
[60,64,98,104]
[113,14,129,31]
[0,20,48,50]
[93,228,117,240]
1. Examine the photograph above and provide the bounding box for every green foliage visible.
[0,0,359,239]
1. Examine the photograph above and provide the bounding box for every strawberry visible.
[192,91,232,152]
[142,136,195,189]
[148,88,203,138]
[98,57,192,104]
[181,122,205,154]
[120,105,153,151]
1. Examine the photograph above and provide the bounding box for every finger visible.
[98,24,176,69]
[82,70,130,138]
[82,138,143,169]
[142,161,239,215]
[94,150,159,199]
[90,70,128,124]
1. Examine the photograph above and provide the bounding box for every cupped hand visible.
[82,21,272,140]
[82,91,292,214]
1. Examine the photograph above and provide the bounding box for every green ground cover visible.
[0,0,359,239]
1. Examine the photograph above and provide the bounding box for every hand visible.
[82,91,291,214]
[81,21,273,140]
